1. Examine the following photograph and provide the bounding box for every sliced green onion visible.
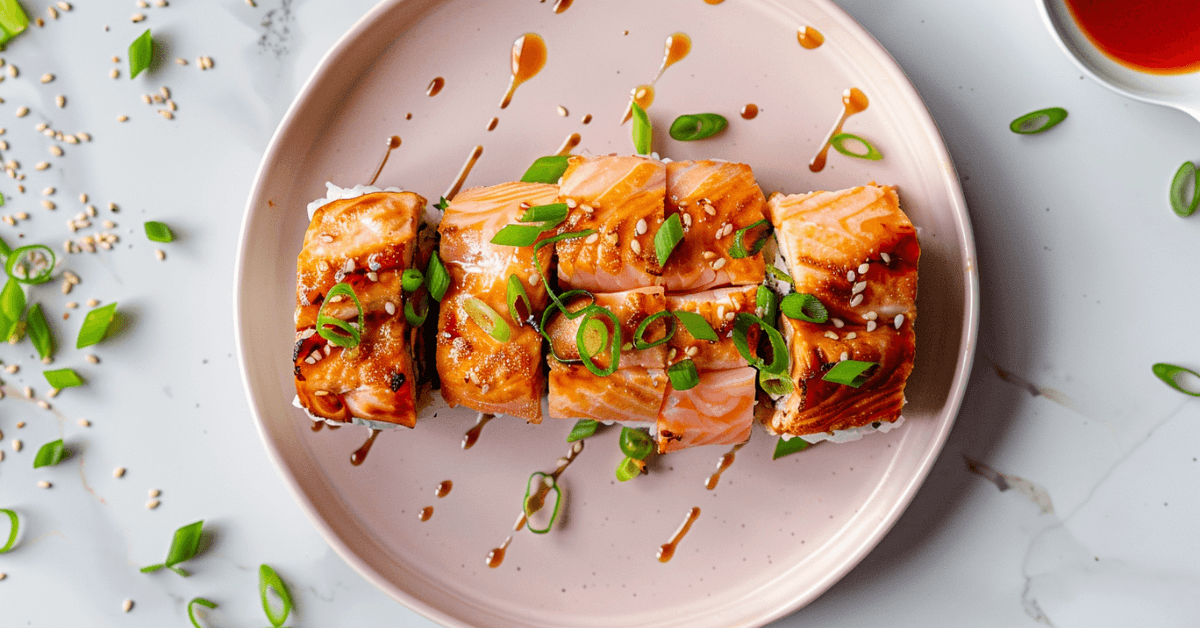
[829,133,883,161]
[520,155,570,184]
[540,289,594,362]
[141,520,204,576]
[76,302,116,349]
[780,293,828,323]
[732,313,789,374]
[187,598,218,628]
[773,436,810,460]
[532,230,595,315]
[519,202,568,224]
[0,0,30,48]
[5,245,55,284]
[631,102,652,155]
[26,303,52,359]
[425,252,450,302]
[401,268,424,292]
[615,457,644,482]
[33,438,64,468]
[654,213,684,267]
[506,274,532,327]
[672,310,717,342]
[576,306,620,377]
[523,472,562,534]
[667,358,700,391]
[1169,161,1200,217]
[0,508,17,553]
[756,286,778,323]
[668,113,728,141]
[1152,363,1200,397]
[43,368,82,389]
[315,283,364,349]
[404,291,429,327]
[144,221,173,243]
[464,297,511,343]
[259,564,293,628]
[758,369,793,397]
[619,427,653,460]
[128,29,153,79]
[567,419,599,442]
[633,310,675,349]
[0,278,23,341]
[1009,107,1068,134]
[491,203,570,247]
[0,234,12,257]
[434,196,450,211]
[822,359,877,388]
[766,264,794,286]
[730,219,771,259]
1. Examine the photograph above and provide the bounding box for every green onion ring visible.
[464,297,512,343]
[1009,107,1068,134]
[1169,161,1200,217]
[539,289,594,362]
[5,244,55,284]
[404,290,429,327]
[668,113,728,141]
[730,219,772,259]
[1152,363,1200,397]
[315,282,364,348]
[756,286,779,323]
[0,508,17,553]
[633,310,676,349]
[619,427,654,460]
[654,213,684,267]
[567,419,599,442]
[533,230,596,315]
[576,305,620,377]
[732,313,789,374]
[773,436,811,460]
[780,293,828,323]
[667,358,700,391]
[766,264,794,286]
[829,133,883,161]
[822,359,877,388]
[523,472,562,534]
[401,268,424,292]
[758,369,794,396]
[631,102,652,155]
[425,252,450,302]
[258,564,293,627]
[507,274,532,327]
[187,598,218,628]
[615,457,643,482]
[491,203,570,247]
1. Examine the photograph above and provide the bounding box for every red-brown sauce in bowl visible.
[1064,0,1200,74]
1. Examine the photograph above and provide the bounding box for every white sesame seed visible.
[852,281,866,294]
[78,132,91,142]
[849,294,864,307]
[158,110,173,120]
[384,302,396,315]
[565,198,576,209]
[702,251,716,260]
[117,115,128,122]
[47,388,59,398]
[14,212,26,219]
[148,488,160,497]
[146,499,160,509]
[38,480,51,489]
[667,348,677,361]
[37,400,50,410]
[4,364,16,374]
[831,317,844,329]
[55,95,65,108]
[894,314,904,329]
[122,599,134,613]
[304,357,315,365]
[605,233,618,246]
[106,201,116,211]
[43,187,54,196]
[58,2,72,11]
[40,73,54,83]
[322,344,331,356]
[15,106,27,117]
[858,263,870,275]
[635,218,647,235]
[49,146,63,157]
[35,122,47,131]
[320,234,333,243]
[846,270,855,282]
[0,573,5,580]
[685,346,698,357]
[681,213,692,228]
[866,320,877,332]
[630,239,641,255]
[160,86,170,98]
[131,13,145,22]
[6,65,16,78]
[41,200,55,210]
[77,418,90,427]
[366,271,378,282]
[579,204,594,214]
[113,467,126,478]
[557,105,568,117]
[824,331,839,340]
[881,252,891,264]
[22,386,32,398]
[175,58,187,65]
[110,68,120,79]
[712,258,727,270]
[141,94,152,104]
[64,271,80,284]
[103,220,115,229]
[85,354,99,364]
[717,305,726,320]
[845,332,857,339]
[865,311,878,321]
[703,204,716,216]
[840,351,849,362]
[152,94,164,104]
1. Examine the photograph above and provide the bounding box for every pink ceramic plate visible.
[234,0,978,626]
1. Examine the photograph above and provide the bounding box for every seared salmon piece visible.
[556,155,665,292]
[547,361,668,423]
[665,285,760,371]
[656,367,757,453]
[294,190,427,428]
[544,287,667,369]
[436,182,560,422]
[664,160,767,292]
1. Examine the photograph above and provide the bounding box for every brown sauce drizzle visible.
[704,442,744,490]
[367,135,402,186]
[657,507,701,563]
[555,132,581,156]
[436,480,453,498]
[350,428,382,466]
[486,117,499,131]
[500,33,547,109]
[703,0,725,4]
[552,0,572,13]
[621,33,691,123]
[310,421,324,432]
[581,113,592,124]
[462,412,494,450]
[487,440,585,568]
[419,506,434,521]
[740,103,759,120]
[809,88,868,173]
[443,144,484,201]
[426,76,445,96]
[797,26,825,49]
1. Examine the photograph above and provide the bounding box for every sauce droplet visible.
[658,32,692,78]
[797,26,825,50]
[552,0,573,13]
[809,87,868,173]
[486,440,585,568]
[581,113,592,124]
[740,103,759,120]
[350,428,382,466]
[462,412,494,450]
[555,132,581,156]
[657,507,701,563]
[704,442,744,490]
[310,420,324,432]
[405,112,412,120]
[426,76,445,96]
[621,84,656,124]
[443,144,484,202]
[367,135,402,186]
[499,33,547,109]
[486,117,499,132]
[487,535,512,568]
[703,0,725,4]
[435,480,453,498]
[419,506,433,521]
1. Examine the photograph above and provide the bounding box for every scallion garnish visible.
[425,252,450,302]
[1169,161,1200,217]
[758,369,794,397]
[404,291,429,326]
[463,297,511,343]
[0,0,30,48]
[491,203,569,247]
[822,359,876,388]
[668,113,728,141]
[654,213,684,267]
[26,303,52,359]
[140,520,204,576]
[540,289,595,362]
[633,310,675,349]
[619,427,653,459]
[128,29,153,79]
[1151,363,1200,397]
[576,306,620,376]
[76,302,116,349]
[0,277,24,341]
[315,283,364,349]
[829,133,883,161]
[523,472,562,534]
[33,439,64,468]
[532,230,595,316]
[1009,107,1068,134]
[756,286,778,323]
[144,221,173,243]
[43,368,82,389]
[672,310,717,342]
[730,219,771,259]
[0,508,17,553]
[434,196,450,211]
[780,293,828,323]
[401,268,424,292]
[520,155,570,184]
[5,244,55,284]
[766,264,794,285]
[259,564,293,628]
[773,436,810,460]
[506,274,531,327]
[667,358,700,390]
[631,102,652,155]
[0,234,12,257]
[187,598,218,628]
[732,313,789,375]
[615,457,645,482]
[567,419,599,442]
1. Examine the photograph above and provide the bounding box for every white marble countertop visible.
[1,0,1198,626]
